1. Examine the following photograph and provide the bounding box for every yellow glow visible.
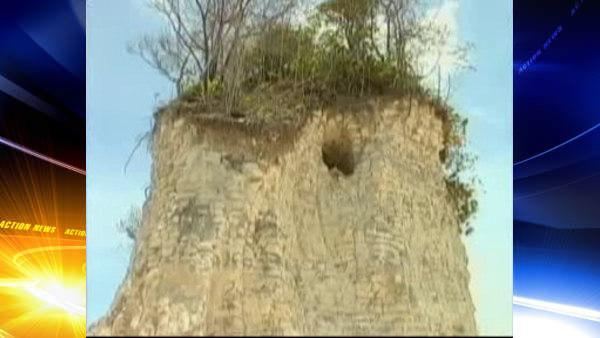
[3,245,86,316]
[23,279,85,316]
[12,245,85,274]
[0,243,85,338]
[0,328,14,338]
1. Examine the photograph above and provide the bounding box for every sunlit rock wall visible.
[90,98,476,336]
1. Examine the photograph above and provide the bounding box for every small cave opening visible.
[321,135,355,176]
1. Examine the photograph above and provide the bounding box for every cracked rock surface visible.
[89,98,476,336]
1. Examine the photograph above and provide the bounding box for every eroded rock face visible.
[90,98,477,336]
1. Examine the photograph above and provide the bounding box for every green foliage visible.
[243,24,314,84]
[238,0,420,99]
[181,79,224,101]
[181,82,205,100]
[446,178,478,233]
[440,108,479,231]
[169,0,478,231]
[318,0,379,57]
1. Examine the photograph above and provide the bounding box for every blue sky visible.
[86,0,169,325]
[86,0,512,334]
[453,0,513,335]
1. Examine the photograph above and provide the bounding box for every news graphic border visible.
[517,0,586,75]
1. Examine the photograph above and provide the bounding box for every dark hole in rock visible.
[322,136,355,175]
[439,148,448,163]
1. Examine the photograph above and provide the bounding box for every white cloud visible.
[409,0,466,94]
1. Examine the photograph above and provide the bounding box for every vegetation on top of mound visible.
[439,103,478,231]
[130,0,472,114]
[126,0,478,231]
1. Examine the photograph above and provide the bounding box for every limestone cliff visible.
[89,97,477,336]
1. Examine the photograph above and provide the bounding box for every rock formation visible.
[89,97,477,336]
